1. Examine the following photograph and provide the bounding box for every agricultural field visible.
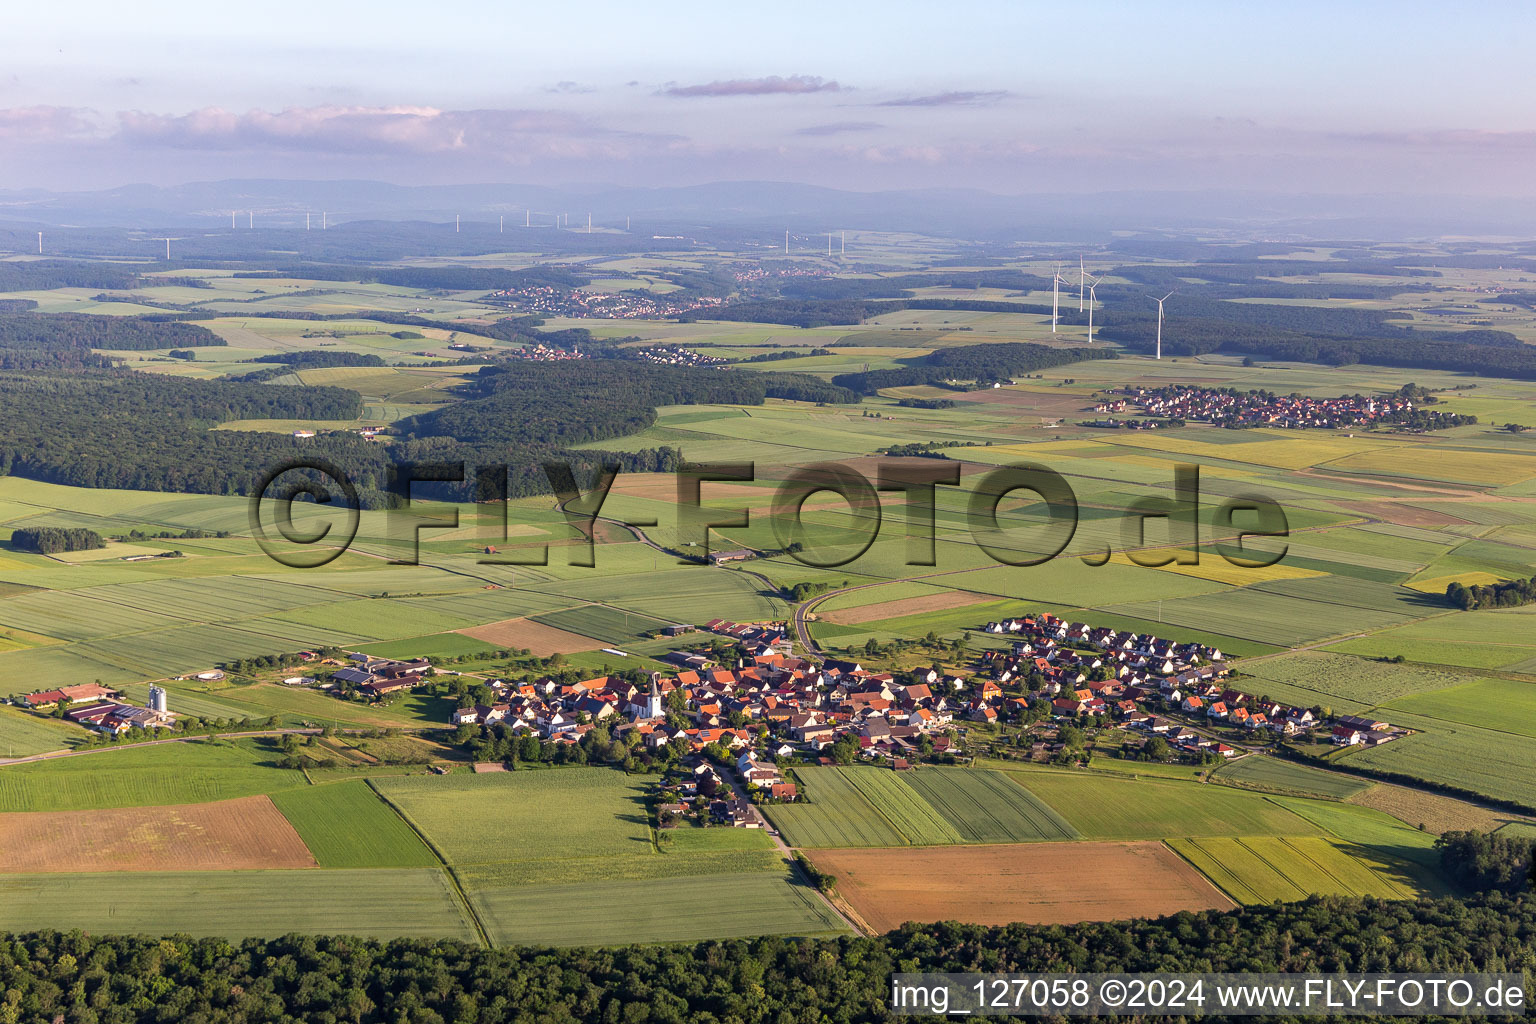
[1169,836,1429,904]
[530,604,674,643]
[1335,717,1536,809]
[0,794,316,872]
[1001,768,1323,840]
[1233,651,1468,712]
[765,767,1077,848]
[0,739,307,812]
[900,768,1080,843]
[764,768,910,848]
[456,616,602,655]
[1383,678,1536,739]
[0,869,478,940]
[1267,796,1444,872]
[836,768,965,846]
[0,706,87,757]
[373,770,654,869]
[468,870,847,947]
[1211,756,1373,800]
[1347,783,1522,835]
[809,842,1235,933]
[269,781,439,868]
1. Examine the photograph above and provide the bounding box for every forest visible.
[3,893,1536,1023]
[8,526,105,554]
[0,313,224,352]
[832,342,1115,393]
[1446,576,1536,610]
[399,360,857,449]
[0,358,854,503]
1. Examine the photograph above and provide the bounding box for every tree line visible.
[5,893,1536,1022]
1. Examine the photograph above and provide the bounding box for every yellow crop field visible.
[1404,572,1506,594]
[1103,552,1328,587]
[1329,448,1536,486]
[1102,432,1400,471]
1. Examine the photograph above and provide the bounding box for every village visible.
[1095,383,1463,430]
[6,612,1405,830]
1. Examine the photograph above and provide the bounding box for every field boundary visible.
[366,778,490,947]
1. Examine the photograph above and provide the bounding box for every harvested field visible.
[1347,783,1522,835]
[1338,501,1472,528]
[455,616,601,656]
[0,795,316,872]
[819,590,990,625]
[809,842,1234,932]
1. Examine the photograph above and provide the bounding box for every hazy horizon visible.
[4,0,1535,198]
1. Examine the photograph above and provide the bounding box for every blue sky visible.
[2,0,1533,193]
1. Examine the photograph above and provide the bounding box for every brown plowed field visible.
[808,841,1234,932]
[0,795,317,872]
[456,616,603,655]
[1340,501,1471,527]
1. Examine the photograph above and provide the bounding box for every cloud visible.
[545,81,593,95]
[111,105,663,159]
[877,90,1010,107]
[795,121,883,136]
[0,105,97,138]
[661,75,843,98]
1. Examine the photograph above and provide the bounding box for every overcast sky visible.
[3,0,1533,195]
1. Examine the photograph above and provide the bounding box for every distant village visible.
[1090,384,1468,431]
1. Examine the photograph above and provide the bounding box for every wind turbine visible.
[1152,291,1175,359]
[1051,263,1065,333]
[1086,274,1103,343]
[1078,256,1086,312]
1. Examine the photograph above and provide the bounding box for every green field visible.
[1335,718,1536,810]
[1235,651,1467,712]
[373,770,654,868]
[1002,768,1323,840]
[1268,796,1444,871]
[837,768,965,845]
[762,768,909,848]
[900,768,1079,843]
[0,739,305,811]
[0,706,88,757]
[1211,756,1373,800]
[468,870,848,947]
[531,604,674,643]
[0,869,477,940]
[1384,678,1536,739]
[1170,836,1427,903]
[270,780,440,868]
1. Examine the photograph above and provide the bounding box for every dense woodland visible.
[8,526,105,554]
[832,342,1115,393]
[0,358,854,503]
[413,359,859,448]
[1436,831,1535,893]
[3,893,1536,1023]
[1447,576,1536,610]
[0,313,223,353]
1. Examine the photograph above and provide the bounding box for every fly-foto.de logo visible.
[249,458,1289,571]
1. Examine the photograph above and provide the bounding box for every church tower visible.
[646,675,664,719]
